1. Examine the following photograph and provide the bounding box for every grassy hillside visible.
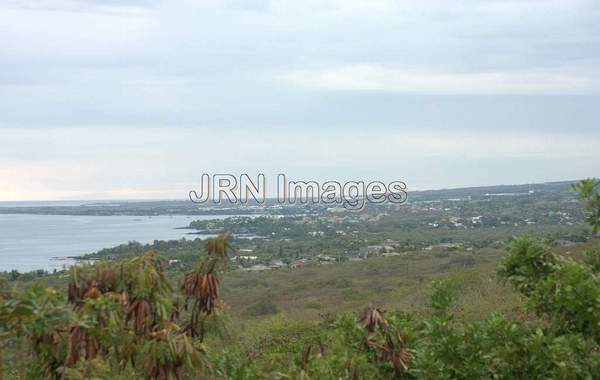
[221,247,522,321]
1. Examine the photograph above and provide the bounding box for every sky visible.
[1,0,599,200]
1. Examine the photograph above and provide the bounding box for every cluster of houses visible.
[233,255,336,272]
[229,233,506,273]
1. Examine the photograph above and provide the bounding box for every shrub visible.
[584,248,600,273]
[0,234,233,379]
[530,261,600,339]
[304,297,324,310]
[245,299,279,317]
[497,236,558,295]
[573,179,600,232]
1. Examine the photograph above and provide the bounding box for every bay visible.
[0,214,231,272]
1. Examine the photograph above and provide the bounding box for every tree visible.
[0,234,233,379]
[573,178,600,232]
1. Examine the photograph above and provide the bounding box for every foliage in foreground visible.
[573,178,600,232]
[208,271,599,379]
[0,234,233,379]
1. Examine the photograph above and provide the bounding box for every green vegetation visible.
[1,179,600,378]
[573,179,600,232]
[0,235,233,379]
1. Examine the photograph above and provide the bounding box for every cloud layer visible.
[1,0,599,199]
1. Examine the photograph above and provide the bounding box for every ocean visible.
[0,213,227,272]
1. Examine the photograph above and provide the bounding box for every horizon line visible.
[0,178,586,204]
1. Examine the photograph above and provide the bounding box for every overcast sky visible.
[1,0,599,200]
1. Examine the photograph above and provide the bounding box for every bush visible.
[584,248,600,273]
[497,237,558,295]
[304,297,324,310]
[499,235,600,342]
[0,234,232,379]
[245,299,279,317]
[572,179,600,232]
[531,261,600,339]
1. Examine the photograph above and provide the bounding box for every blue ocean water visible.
[0,214,222,272]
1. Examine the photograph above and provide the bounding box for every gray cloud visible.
[0,0,599,199]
